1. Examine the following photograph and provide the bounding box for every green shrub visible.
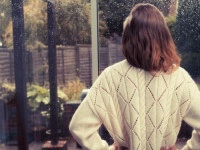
[181,53,200,78]
[61,78,86,101]
[165,15,176,38]
[0,81,15,103]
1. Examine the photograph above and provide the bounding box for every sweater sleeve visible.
[69,69,112,150]
[181,77,200,150]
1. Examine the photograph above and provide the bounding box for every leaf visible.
[35,95,43,103]
[42,97,49,105]
[27,90,37,98]
[58,89,68,102]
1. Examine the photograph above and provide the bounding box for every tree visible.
[99,0,173,36]
[175,0,200,53]
[55,0,91,45]
[99,0,132,37]
[2,0,47,49]
[175,0,200,77]
[55,0,107,45]
[0,0,12,47]
[2,0,103,48]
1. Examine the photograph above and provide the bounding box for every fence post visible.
[61,49,65,84]
[75,45,80,77]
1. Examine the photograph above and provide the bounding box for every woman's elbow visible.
[69,119,82,138]
[69,120,76,136]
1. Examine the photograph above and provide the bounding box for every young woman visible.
[69,3,200,150]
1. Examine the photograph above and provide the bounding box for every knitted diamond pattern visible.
[87,60,192,150]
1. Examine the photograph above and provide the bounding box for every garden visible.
[0,0,199,149]
[0,79,86,143]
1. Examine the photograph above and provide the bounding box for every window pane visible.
[98,0,200,149]
[0,0,92,149]
[0,0,199,149]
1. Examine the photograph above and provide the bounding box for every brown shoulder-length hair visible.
[122,3,181,73]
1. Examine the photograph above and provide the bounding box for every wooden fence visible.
[0,41,124,87]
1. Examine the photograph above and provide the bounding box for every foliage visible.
[62,78,86,101]
[1,21,13,48]
[165,15,177,38]
[2,0,47,49]
[99,0,174,36]
[1,0,177,47]
[0,0,12,47]
[175,0,200,53]
[99,0,131,37]
[27,84,49,111]
[2,0,103,48]
[0,82,67,112]
[0,81,15,103]
[0,78,84,105]
[181,53,200,78]
[27,84,67,111]
[55,0,92,45]
[26,84,68,129]
[24,0,47,49]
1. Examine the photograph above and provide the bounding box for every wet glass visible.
[0,0,91,149]
[98,0,200,149]
[0,0,199,149]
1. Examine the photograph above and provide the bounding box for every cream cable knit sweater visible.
[69,60,200,150]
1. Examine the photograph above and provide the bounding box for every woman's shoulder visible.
[105,59,140,73]
[169,67,195,88]
[174,67,192,80]
[103,61,193,82]
[108,59,130,69]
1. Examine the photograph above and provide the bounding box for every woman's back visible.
[69,3,200,149]
[94,60,194,149]
[69,60,200,149]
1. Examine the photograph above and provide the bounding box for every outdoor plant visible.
[165,15,176,38]
[0,80,85,132]
[0,82,68,123]
[27,84,67,110]
[0,81,15,103]
[27,84,68,122]
[61,78,86,101]
[27,84,49,111]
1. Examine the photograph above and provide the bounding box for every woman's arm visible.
[181,79,200,150]
[69,69,115,150]
[181,99,200,150]
[69,99,110,150]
